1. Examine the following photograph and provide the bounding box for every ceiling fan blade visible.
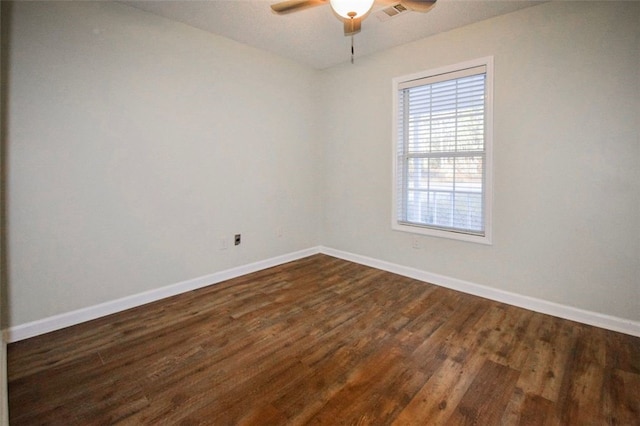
[343,17,362,36]
[271,0,327,14]
[374,0,402,6]
[400,0,436,13]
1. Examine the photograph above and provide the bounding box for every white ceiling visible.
[120,0,545,69]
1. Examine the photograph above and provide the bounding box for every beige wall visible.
[5,1,640,332]
[1,1,10,422]
[320,1,640,321]
[6,1,322,326]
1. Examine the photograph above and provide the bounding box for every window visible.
[392,57,493,244]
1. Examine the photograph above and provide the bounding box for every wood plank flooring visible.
[8,254,640,425]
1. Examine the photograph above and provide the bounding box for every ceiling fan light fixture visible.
[329,0,375,19]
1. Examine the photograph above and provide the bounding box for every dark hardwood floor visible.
[8,254,640,425]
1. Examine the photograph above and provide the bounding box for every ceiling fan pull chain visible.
[351,34,354,64]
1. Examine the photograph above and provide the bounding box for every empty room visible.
[1,0,638,424]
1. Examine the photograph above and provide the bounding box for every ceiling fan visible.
[270,0,437,36]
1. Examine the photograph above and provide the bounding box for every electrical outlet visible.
[234,234,241,246]
[220,237,229,250]
[412,236,420,249]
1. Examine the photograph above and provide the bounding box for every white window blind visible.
[393,58,492,243]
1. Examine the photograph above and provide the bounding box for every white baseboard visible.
[4,245,639,342]
[3,247,321,343]
[319,246,640,338]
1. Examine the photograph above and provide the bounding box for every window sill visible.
[392,222,492,245]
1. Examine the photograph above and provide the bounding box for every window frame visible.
[391,57,494,245]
